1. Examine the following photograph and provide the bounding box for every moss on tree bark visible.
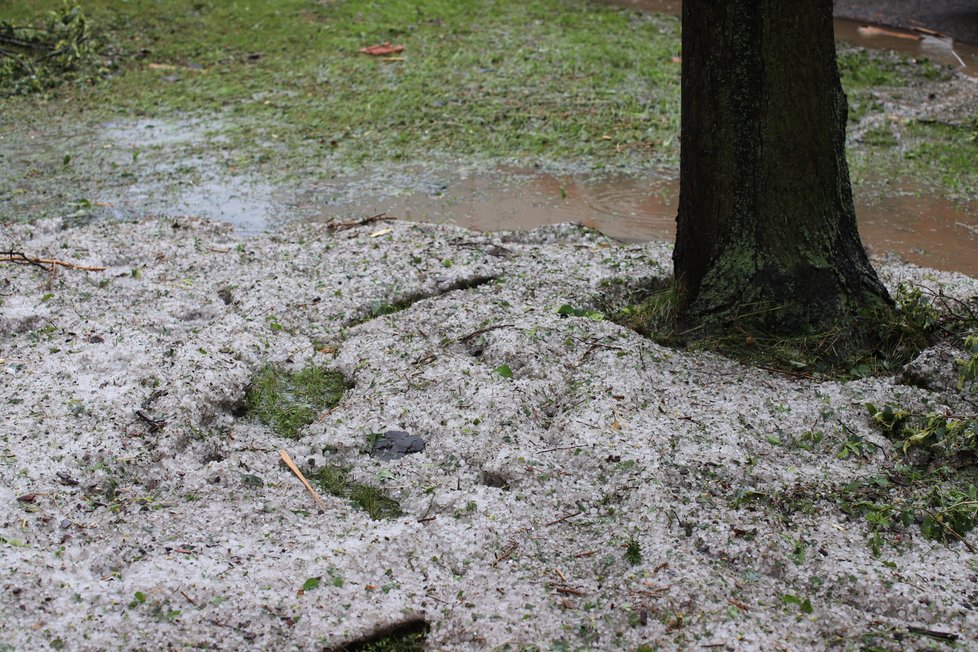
[674,0,892,339]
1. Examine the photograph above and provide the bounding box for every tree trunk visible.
[674,0,892,337]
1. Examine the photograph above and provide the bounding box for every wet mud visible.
[306,169,978,278]
[602,0,978,76]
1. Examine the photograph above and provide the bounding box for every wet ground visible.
[3,1,976,278]
[836,0,978,46]
[606,0,978,75]
[304,169,978,278]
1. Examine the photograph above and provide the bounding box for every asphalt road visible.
[835,0,978,44]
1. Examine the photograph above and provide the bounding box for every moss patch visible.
[308,464,403,520]
[609,280,945,378]
[245,364,348,439]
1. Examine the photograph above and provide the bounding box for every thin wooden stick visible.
[0,251,105,272]
[328,212,392,232]
[545,511,582,527]
[457,323,515,344]
[493,541,520,566]
[279,449,326,510]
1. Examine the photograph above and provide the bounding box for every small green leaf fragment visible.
[493,364,513,378]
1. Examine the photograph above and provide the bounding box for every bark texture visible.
[674,0,892,335]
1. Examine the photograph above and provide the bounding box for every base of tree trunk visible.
[673,1,894,344]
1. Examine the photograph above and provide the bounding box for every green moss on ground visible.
[308,464,403,520]
[245,364,348,439]
[610,280,947,378]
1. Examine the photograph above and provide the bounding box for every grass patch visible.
[245,364,348,439]
[308,464,403,520]
[339,619,429,652]
[860,123,898,148]
[903,119,978,199]
[837,48,951,89]
[2,1,975,228]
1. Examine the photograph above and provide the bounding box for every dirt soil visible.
[2,215,977,650]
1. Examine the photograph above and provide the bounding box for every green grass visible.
[903,119,978,199]
[340,620,429,652]
[1,0,682,170]
[837,48,951,89]
[244,364,348,439]
[308,464,403,520]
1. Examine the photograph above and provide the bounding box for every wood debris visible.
[0,250,105,272]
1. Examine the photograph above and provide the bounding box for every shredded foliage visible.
[0,1,106,96]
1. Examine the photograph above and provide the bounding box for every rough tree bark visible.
[674,0,892,337]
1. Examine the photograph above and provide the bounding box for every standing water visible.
[339,2,978,276]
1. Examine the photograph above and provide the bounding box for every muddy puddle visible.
[601,0,978,76]
[149,158,974,278]
[300,169,978,278]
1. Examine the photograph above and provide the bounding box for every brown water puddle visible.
[601,0,978,76]
[337,170,978,277]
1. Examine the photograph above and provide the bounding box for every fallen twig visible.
[726,597,749,612]
[279,449,326,510]
[545,511,582,527]
[0,250,105,272]
[536,444,587,454]
[493,541,520,566]
[907,625,959,641]
[458,323,515,344]
[925,510,977,553]
[134,409,166,433]
[328,213,392,232]
[550,584,587,596]
[453,240,514,257]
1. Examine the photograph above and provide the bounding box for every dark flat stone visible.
[370,430,426,461]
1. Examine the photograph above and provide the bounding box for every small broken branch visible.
[327,213,392,232]
[550,584,587,596]
[134,409,166,433]
[493,541,520,566]
[907,626,959,642]
[536,444,587,454]
[0,250,105,272]
[458,323,515,344]
[279,449,326,510]
[544,511,582,527]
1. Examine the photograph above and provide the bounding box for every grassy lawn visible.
[1,0,682,170]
